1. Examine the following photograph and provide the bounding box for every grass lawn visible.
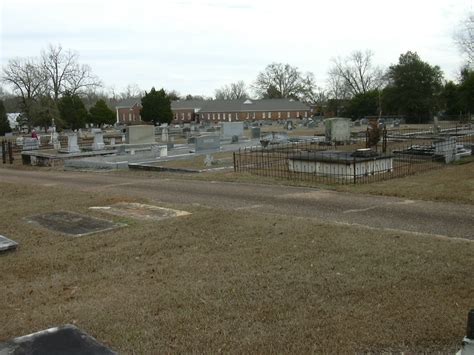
[0,182,472,353]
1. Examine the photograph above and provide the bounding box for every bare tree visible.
[215,81,248,100]
[455,12,474,66]
[328,50,385,97]
[253,63,316,100]
[1,57,47,127]
[41,44,101,101]
[119,83,143,100]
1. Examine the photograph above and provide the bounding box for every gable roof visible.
[115,98,141,109]
[171,99,310,112]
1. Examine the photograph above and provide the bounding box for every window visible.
[235,112,238,120]
[218,113,220,120]
[228,113,232,120]
[304,111,308,118]
[278,112,281,118]
[263,112,266,119]
[187,112,191,119]
[296,111,300,117]
[208,113,210,120]
[252,112,256,119]
[268,112,272,119]
[181,113,184,120]
[246,112,250,119]
[287,112,290,118]
[212,113,215,120]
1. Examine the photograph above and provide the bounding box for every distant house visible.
[115,98,312,125]
[115,99,142,125]
[172,98,312,123]
[7,113,21,130]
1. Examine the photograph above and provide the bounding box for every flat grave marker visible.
[0,235,18,252]
[90,202,191,221]
[27,211,125,237]
[0,324,116,355]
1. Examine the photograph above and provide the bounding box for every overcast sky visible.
[0,0,472,97]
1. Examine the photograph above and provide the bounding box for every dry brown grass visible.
[0,182,472,353]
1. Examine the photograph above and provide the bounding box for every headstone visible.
[204,154,214,167]
[250,127,261,139]
[110,137,116,146]
[0,235,18,252]
[126,125,155,144]
[92,129,105,151]
[221,122,244,139]
[0,324,117,354]
[434,138,457,163]
[160,145,168,157]
[195,135,220,152]
[433,115,440,135]
[394,119,400,127]
[16,137,24,146]
[360,118,368,125]
[161,125,169,142]
[231,135,239,143]
[66,133,80,153]
[324,117,351,143]
[22,138,40,151]
[52,132,61,150]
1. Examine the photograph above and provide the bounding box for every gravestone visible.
[231,135,239,143]
[109,137,116,146]
[27,211,124,237]
[16,137,24,146]
[0,324,116,354]
[0,235,18,252]
[195,135,220,152]
[324,117,351,143]
[52,132,61,150]
[434,138,457,163]
[22,138,40,151]
[161,124,169,142]
[160,145,168,157]
[66,133,80,153]
[90,203,190,221]
[204,154,214,167]
[250,127,261,139]
[221,122,244,139]
[92,129,105,151]
[126,125,155,144]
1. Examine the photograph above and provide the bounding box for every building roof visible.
[171,99,310,112]
[115,98,141,109]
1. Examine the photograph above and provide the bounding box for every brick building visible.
[116,98,312,125]
[172,98,312,123]
[115,99,142,125]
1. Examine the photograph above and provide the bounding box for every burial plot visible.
[0,235,18,252]
[90,203,190,221]
[0,324,116,355]
[27,211,124,237]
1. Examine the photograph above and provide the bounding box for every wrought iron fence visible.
[233,132,473,185]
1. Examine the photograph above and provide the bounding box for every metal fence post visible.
[8,141,13,164]
[1,140,6,164]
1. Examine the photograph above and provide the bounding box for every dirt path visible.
[1,168,473,239]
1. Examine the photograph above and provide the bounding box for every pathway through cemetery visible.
[1,169,473,240]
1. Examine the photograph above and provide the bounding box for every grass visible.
[0,181,472,353]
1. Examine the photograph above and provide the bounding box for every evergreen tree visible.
[140,87,173,125]
[0,100,12,135]
[384,51,443,123]
[58,91,88,130]
[89,99,115,126]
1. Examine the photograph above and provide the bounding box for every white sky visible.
[0,0,472,96]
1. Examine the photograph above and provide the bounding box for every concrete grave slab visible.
[0,324,116,355]
[27,211,124,237]
[90,203,191,221]
[0,235,18,252]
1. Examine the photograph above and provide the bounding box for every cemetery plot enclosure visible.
[233,132,473,185]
